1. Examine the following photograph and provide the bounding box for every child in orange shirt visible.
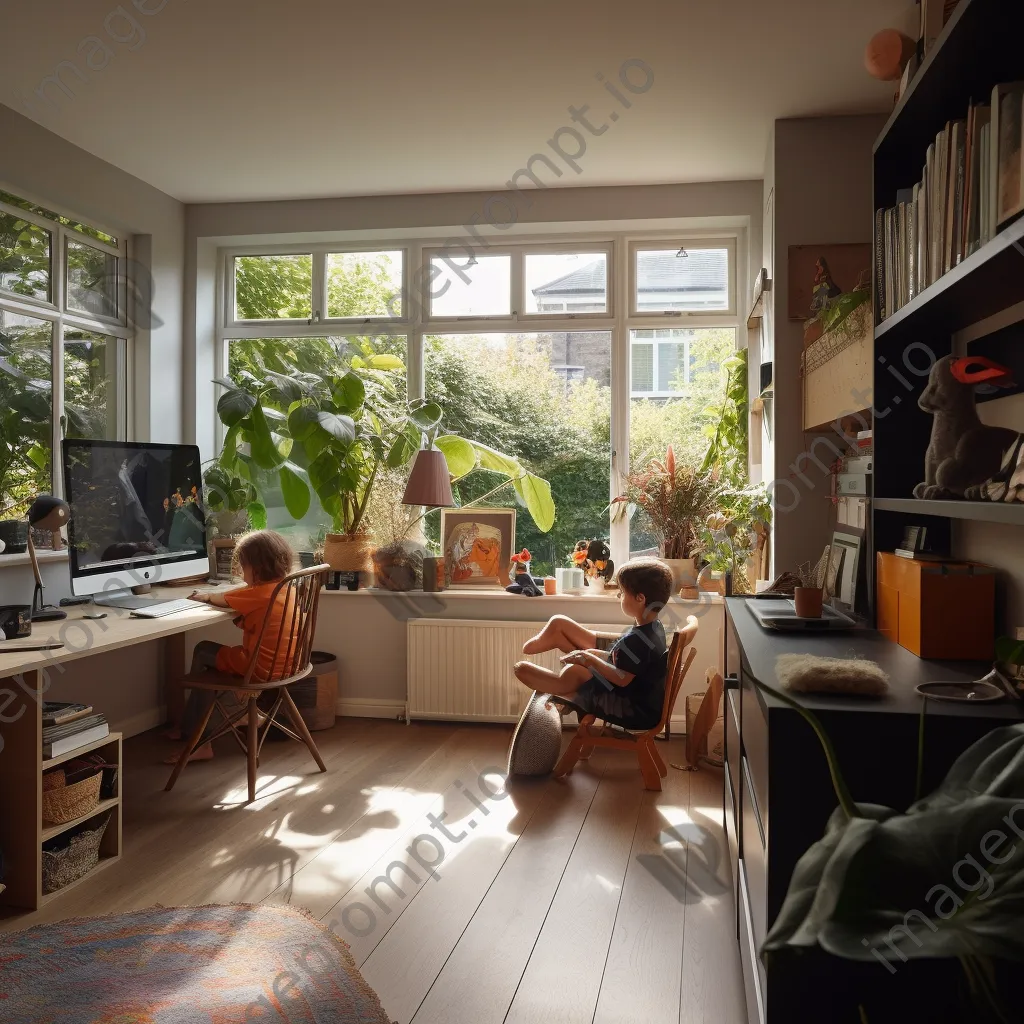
[166,529,297,763]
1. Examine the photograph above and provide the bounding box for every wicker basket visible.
[42,812,110,895]
[323,532,373,573]
[42,765,102,826]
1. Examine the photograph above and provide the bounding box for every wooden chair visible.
[553,615,699,791]
[165,564,331,803]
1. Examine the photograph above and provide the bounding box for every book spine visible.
[874,207,887,322]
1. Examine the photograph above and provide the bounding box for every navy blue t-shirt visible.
[605,620,668,727]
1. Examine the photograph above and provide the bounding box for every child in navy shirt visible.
[514,557,673,729]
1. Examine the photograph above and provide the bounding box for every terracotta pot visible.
[697,565,725,595]
[661,557,697,591]
[794,586,824,618]
[323,532,374,573]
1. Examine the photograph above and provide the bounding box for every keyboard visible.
[128,599,200,619]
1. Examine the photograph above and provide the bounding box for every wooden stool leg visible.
[246,697,259,803]
[579,742,595,760]
[165,698,215,792]
[651,743,668,778]
[638,740,663,792]
[553,732,585,779]
[281,689,327,773]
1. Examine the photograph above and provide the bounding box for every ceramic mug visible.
[555,567,585,595]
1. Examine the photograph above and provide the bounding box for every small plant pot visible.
[323,532,374,573]
[661,557,697,590]
[794,586,824,618]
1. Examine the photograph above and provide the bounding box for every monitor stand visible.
[94,584,158,610]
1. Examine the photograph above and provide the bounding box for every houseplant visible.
[612,445,720,589]
[212,352,556,571]
[201,464,255,538]
[697,483,771,594]
[760,679,1024,1022]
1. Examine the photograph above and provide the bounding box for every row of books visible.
[42,702,109,759]
[875,82,1024,323]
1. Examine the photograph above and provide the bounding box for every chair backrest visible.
[240,563,331,686]
[656,615,699,730]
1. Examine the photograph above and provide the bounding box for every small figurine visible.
[585,539,615,582]
[506,548,543,596]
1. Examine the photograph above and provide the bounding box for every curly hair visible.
[234,530,295,584]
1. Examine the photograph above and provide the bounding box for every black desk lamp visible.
[28,495,70,622]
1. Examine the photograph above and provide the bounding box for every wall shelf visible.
[874,217,1024,348]
[875,497,1024,526]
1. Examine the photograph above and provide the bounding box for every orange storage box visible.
[876,552,995,660]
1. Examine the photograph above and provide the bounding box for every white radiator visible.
[406,617,624,722]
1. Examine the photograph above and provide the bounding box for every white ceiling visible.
[0,0,914,204]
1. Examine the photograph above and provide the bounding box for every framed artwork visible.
[830,528,864,612]
[788,243,872,320]
[440,509,516,587]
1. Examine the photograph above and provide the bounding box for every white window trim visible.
[216,227,745,569]
[1,191,132,499]
[629,332,692,399]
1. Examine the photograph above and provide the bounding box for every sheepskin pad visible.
[775,653,889,697]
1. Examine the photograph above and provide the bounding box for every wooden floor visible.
[1,719,746,1024]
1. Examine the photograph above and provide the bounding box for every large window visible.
[220,235,741,566]
[0,191,130,517]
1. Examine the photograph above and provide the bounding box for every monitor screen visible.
[62,440,208,592]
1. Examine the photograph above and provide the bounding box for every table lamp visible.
[401,449,455,509]
[28,495,70,622]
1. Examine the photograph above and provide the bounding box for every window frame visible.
[629,328,694,399]
[628,237,737,319]
[0,190,132,501]
[218,228,744,568]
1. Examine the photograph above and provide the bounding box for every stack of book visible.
[875,81,1024,323]
[42,702,108,760]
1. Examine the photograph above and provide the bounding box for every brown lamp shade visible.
[401,449,455,508]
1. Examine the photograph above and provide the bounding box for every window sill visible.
[322,587,723,606]
[0,549,69,569]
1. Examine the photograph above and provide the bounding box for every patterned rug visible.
[0,903,396,1023]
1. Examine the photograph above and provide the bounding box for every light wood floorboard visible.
[0,720,746,1024]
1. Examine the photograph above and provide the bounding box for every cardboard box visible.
[876,552,995,660]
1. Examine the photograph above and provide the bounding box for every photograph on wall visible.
[441,509,516,587]
[787,243,872,320]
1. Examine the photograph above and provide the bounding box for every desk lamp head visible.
[27,494,70,622]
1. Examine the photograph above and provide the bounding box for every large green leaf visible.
[217,388,257,427]
[219,425,239,468]
[514,472,555,533]
[435,435,476,478]
[385,424,421,469]
[26,443,48,470]
[316,411,356,444]
[364,354,405,371]
[278,462,311,520]
[247,500,267,530]
[249,405,286,469]
[763,724,1024,972]
[288,403,320,442]
[408,400,444,431]
[470,440,522,479]
[264,370,303,406]
[332,372,365,414]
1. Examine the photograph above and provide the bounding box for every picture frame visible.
[209,538,237,581]
[830,527,865,612]
[440,508,516,588]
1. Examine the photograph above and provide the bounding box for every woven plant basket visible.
[42,767,102,826]
[42,812,110,894]
[323,532,373,573]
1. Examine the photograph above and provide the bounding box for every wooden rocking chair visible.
[164,564,331,803]
[553,615,698,791]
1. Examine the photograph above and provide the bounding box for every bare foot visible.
[163,742,214,764]
[162,726,182,741]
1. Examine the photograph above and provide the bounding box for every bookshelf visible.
[870,0,1024,613]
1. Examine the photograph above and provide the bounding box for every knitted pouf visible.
[507,690,564,776]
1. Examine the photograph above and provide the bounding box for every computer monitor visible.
[62,439,209,596]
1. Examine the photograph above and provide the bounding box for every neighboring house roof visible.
[531,250,727,297]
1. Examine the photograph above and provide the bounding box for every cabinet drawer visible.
[724,763,739,919]
[740,674,769,835]
[742,755,767,950]
[726,688,741,835]
[738,861,766,1024]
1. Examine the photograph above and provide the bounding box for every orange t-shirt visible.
[214,581,298,681]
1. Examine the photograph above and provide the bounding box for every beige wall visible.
[765,114,885,575]
[0,104,186,443]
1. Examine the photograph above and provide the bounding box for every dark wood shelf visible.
[875,497,1024,525]
[874,0,1024,204]
[874,217,1024,347]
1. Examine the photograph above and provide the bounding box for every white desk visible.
[0,593,232,911]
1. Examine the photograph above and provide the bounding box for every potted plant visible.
[612,445,720,590]
[201,464,255,538]
[698,483,772,594]
[212,350,556,572]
